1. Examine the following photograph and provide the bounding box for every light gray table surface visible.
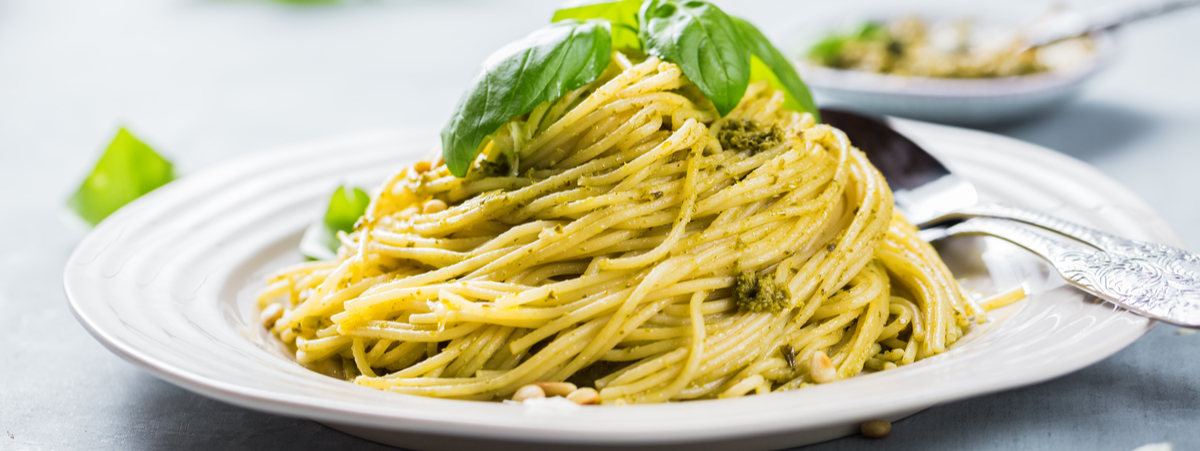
[2,0,1198,450]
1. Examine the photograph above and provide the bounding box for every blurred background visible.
[1,0,1198,449]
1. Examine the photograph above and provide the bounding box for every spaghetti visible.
[258,53,993,404]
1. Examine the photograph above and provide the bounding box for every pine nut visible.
[422,199,447,214]
[260,303,284,328]
[534,382,577,397]
[413,161,432,173]
[566,388,599,405]
[810,350,837,384]
[512,384,545,402]
[860,420,891,438]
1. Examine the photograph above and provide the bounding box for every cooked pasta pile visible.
[258,53,987,404]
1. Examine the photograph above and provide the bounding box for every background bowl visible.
[790,19,1116,125]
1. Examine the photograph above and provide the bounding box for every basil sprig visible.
[299,185,371,260]
[733,17,820,122]
[552,0,643,51]
[441,0,820,177]
[637,0,749,117]
[440,19,613,177]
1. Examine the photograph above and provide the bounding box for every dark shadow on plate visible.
[977,101,1158,161]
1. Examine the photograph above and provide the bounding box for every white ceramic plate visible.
[65,120,1183,450]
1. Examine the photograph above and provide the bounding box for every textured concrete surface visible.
[1,0,1198,450]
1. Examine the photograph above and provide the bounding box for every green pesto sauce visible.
[735,270,790,313]
[717,119,785,155]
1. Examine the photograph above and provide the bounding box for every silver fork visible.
[822,108,1200,327]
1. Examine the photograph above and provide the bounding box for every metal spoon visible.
[821,108,1200,327]
[1021,0,1200,49]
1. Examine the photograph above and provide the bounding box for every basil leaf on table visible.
[733,17,820,122]
[440,19,613,177]
[299,185,370,261]
[67,127,176,226]
[551,0,643,51]
[637,0,750,117]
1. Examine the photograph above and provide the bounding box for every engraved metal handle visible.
[929,217,1200,328]
[955,202,1200,284]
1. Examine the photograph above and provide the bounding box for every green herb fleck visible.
[780,344,797,368]
[67,127,176,226]
[476,158,512,178]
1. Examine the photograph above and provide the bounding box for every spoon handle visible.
[931,217,1200,328]
[1023,0,1200,47]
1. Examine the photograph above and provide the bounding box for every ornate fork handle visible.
[930,217,1200,328]
[953,202,1200,284]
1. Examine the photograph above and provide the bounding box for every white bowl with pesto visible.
[792,23,1115,125]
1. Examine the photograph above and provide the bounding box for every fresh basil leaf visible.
[441,19,613,177]
[638,0,750,117]
[551,0,643,51]
[67,128,176,226]
[733,17,820,122]
[299,186,370,260]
